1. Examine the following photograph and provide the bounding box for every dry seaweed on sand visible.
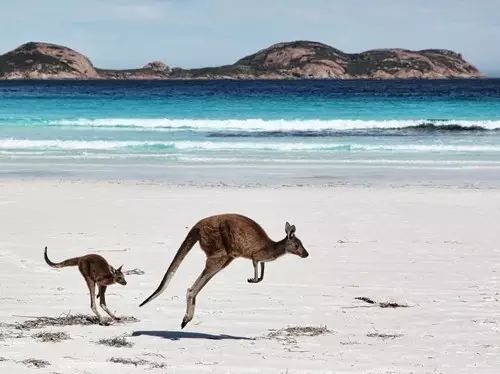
[109,357,148,367]
[21,358,51,368]
[14,313,138,330]
[340,340,361,345]
[0,330,24,340]
[355,296,376,304]
[355,297,409,308]
[367,332,403,339]
[32,331,70,343]
[98,336,133,348]
[123,268,145,275]
[109,357,167,369]
[379,301,409,308]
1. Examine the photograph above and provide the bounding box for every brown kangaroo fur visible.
[44,246,127,324]
[140,214,308,328]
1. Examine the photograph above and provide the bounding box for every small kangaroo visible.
[140,214,308,328]
[44,246,127,324]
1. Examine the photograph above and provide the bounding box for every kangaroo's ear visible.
[117,265,123,272]
[285,222,296,238]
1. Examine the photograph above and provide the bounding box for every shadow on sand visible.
[132,330,254,341]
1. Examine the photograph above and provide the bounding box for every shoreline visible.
[0,177,498,191]
[1,161,500,189]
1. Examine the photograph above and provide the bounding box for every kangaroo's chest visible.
[86,266,114,285]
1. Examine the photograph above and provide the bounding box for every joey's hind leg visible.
[182,256,233,329]
[98,285,120,321]
[248,260,264,283]
[85,278,104,324]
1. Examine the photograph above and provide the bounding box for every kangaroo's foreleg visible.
[85,277,104,324]
[258,262,264,281]
[181,256,233,329]
[98,285,120,321]
[248,260,264,283]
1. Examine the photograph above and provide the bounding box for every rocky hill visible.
[0,42,170,80]
[0,41,483,80]
[0,42,98,79]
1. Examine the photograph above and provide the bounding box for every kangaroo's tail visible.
[44,246,80,268]
[140,226,200,307]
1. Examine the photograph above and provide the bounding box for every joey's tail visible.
[44,246,80,268]
[140,227,200,307]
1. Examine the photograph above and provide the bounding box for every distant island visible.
[0,41,483,80]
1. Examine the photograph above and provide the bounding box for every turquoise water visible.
[1,80,500,182]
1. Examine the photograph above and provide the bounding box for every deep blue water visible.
[1,79,500,172]
[1,79,500,120]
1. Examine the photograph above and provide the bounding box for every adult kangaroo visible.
[140,214,309,328]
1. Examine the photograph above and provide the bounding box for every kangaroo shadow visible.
[132,330,254,341]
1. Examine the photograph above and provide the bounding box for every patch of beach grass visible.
[0,330,24,340]
[109,357,167,369]
[32,331,70,343]
[14,313,138,330]
[267,325,331,345]
[98,336,133,348]
[367,332,403,339]
[22,358,51,368]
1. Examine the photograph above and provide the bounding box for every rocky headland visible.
[0,41,483,80]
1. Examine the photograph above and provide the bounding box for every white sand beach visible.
[1,180,499,373]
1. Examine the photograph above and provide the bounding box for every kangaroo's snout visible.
[301,250,309,258]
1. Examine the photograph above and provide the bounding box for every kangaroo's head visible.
[113,265,127,285]
[284,222,308,258]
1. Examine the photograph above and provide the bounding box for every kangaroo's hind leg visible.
[98,285,120,321]
[181,256,233,329]
[85,277,104,324]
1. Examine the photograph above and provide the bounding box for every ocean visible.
[1,79,500,185]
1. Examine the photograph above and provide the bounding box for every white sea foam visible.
[46,118,500,131]
[0,139,147,150]
[1,139,500,153]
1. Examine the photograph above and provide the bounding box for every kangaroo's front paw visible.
[248,278,258,283]
[181,317,189,329]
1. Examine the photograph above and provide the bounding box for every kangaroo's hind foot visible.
[98,285,121,322]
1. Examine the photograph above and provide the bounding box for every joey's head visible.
[113,265,127,285]
[284,222,308,258]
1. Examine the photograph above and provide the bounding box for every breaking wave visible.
[1,139,500,153]
[40,118,500,132]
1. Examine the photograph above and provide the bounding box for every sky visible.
[1,0,499,76]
